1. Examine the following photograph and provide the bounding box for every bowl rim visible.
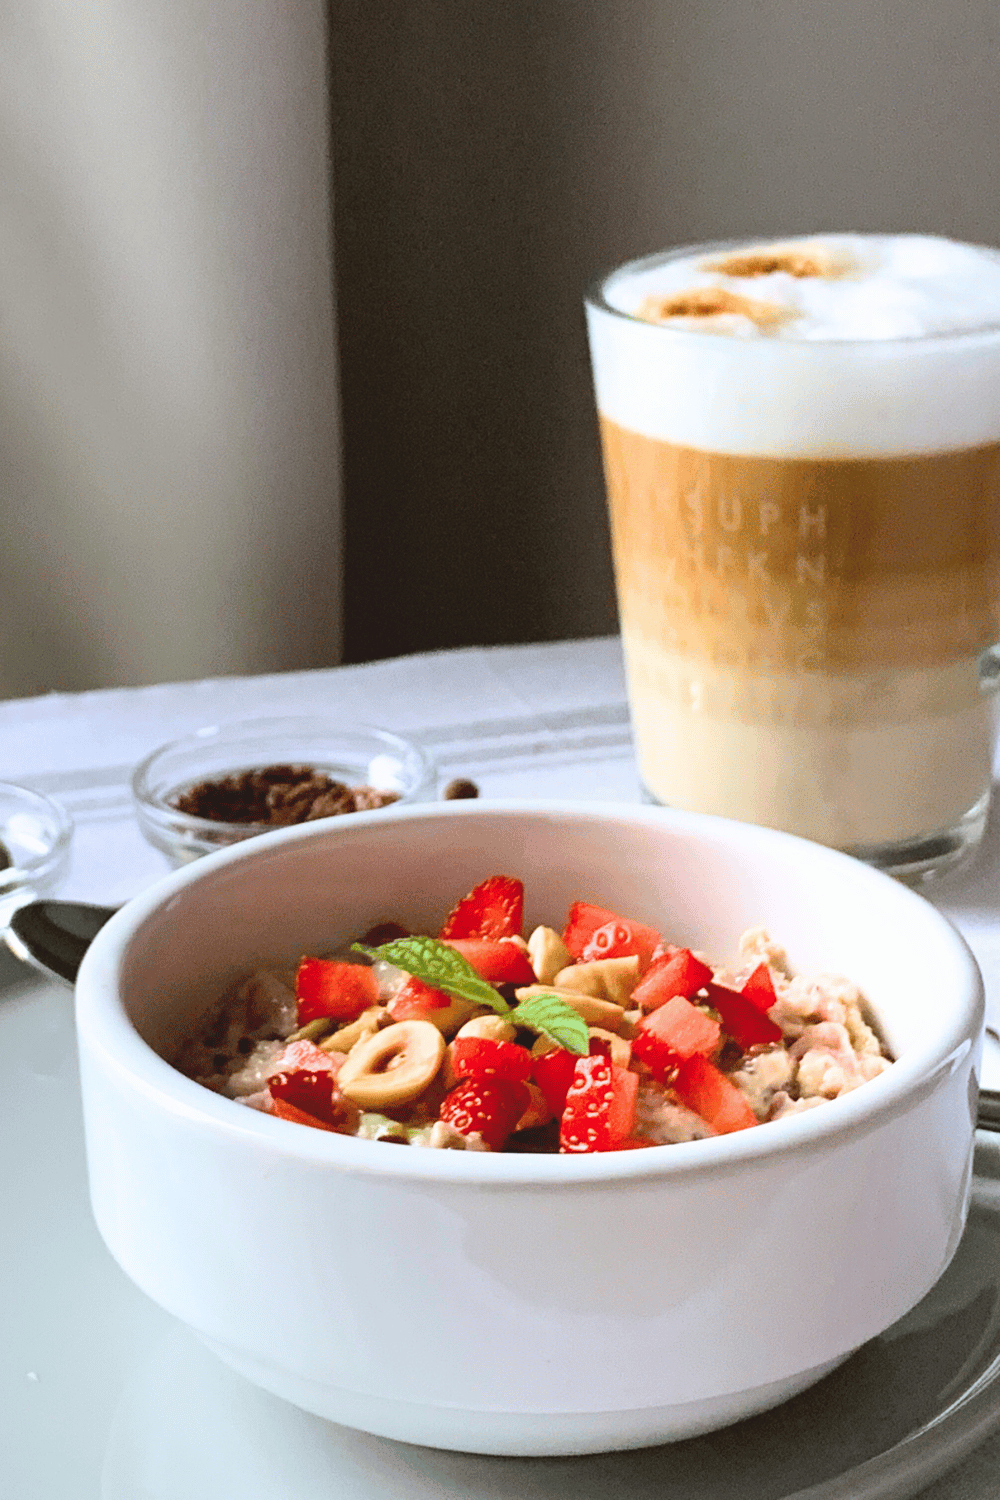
[130,717,435,834]
[75,799,983,1186]
[0,779,75,878]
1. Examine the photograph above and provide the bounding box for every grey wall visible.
[332,0,1000,663]
[0,0,340,699]
[4,2,997,693]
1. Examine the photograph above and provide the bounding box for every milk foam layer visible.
[587,234,1000,456]
[607,234,1000,341]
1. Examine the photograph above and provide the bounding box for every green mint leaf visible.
[507,995,590,1055]
[352,936,510,1015]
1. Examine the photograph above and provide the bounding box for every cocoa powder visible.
[171,764,400,825]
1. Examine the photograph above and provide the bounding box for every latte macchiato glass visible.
[585,234,1000,878]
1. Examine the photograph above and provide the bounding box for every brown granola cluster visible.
[171,764,401,826]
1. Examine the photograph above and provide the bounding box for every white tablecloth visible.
[3,635,1000,1500]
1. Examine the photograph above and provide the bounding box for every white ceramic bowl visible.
[75,802,983,1456]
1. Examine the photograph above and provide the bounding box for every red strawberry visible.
[442,938,536,985]
[295,959,379,1026]
[450,1036,533,1084]
[580,917,661,972]
[562,902,659,965]
[630,1027,677,1083]
[639,995,721,1060]
[271,1097,340,1132]
[531,1047,578,1117]
[631,949,714,1012]
[439,1077,530,1150]
[268,1068,342,1126]
[741,962,778,1013]
[607,1065,639,1144]
[672,1054,757,1134]
[706,982,782,1050]
[274,1038,340,1074]
[439,876,524,940]
[559,1052,615,1153]
[388,975,451,1018]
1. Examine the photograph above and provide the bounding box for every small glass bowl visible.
[131,718,436,866]
[0,781,74,927]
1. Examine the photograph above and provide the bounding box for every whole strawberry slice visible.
[438,1077,530,1150]
[439,875,524,941]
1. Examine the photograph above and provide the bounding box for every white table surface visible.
[3,634,1000,1499]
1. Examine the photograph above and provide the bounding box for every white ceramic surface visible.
[74,802,983,1455]
[7,949,1000,1499]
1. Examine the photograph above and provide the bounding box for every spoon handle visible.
[5,900,118,985]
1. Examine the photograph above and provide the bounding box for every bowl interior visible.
[106,805,976,1079]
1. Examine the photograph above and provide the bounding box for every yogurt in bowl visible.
[74,801,982,1455]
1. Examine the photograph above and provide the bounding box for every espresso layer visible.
[602,420,1000,677]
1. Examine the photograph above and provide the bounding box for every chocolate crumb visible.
[171,764,401,825]
[442,777,480,800]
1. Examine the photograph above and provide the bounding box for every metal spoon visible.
[6,899,117,983]
[8,897,1000,1135]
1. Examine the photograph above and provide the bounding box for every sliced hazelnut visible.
[455,1015,518,1043]
[319,1006,384,1053]
[527,925,572,985]
[419,997,492,1038]
[552,956,641,1007]
[514,984,625,1031]
[337,1020,445,1108]
[515,1081,553,1131]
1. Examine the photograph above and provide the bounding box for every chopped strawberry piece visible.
[295,958,379,1026]
[706,982,782,1050]
[274,1038,340,1074]
[450,1036,533,1084]
[531,1047,578,1117]
[439,1077,530,1150]
[672,1054,757,1134]
[388,975,452,1018]
[563,901,657,963]
[632,949,713,1012]
[630,1027,678,1083]
[439,876,524,940]
[268,1068,344,1126]
[741,962,778,1013]
[580,917,661,972]
[559,1052,614,1153]
[641,994,721,1059]
[442,938,536,986]
[607,1065,638,1144]
[271,1097,340,1132]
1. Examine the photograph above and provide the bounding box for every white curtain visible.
[0,0,341,697]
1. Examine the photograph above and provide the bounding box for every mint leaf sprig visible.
[353,935,590,1055]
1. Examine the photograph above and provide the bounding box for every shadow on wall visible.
[0,0,340,699]
[331,0,1000,664]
